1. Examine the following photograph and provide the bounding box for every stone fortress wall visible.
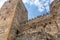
[0,0,60,40]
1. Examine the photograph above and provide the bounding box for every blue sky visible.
[0,0,54,19]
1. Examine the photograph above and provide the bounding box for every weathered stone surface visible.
[16,32,56,40]
[0,0,27,40]
[16,0,60,40]
[0,0,60,40]
[0,0,18,40]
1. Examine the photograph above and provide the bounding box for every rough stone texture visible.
[16,32,56,40]
[0,0,18,40]
[0,0,27,40]
[0,0,60,40]
[16,0,60,40]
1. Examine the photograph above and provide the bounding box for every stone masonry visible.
[0,0,27,40]
[0,0,60,40]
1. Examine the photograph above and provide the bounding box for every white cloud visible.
[22,0,54,12]
[46,6,50,12]
[0,0,7,8]
[50,0,54,4]
[22,0,30,4]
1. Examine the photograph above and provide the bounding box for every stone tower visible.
[0,0,28,40]
[50,0,60,32]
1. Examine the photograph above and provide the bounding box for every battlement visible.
[19,13,54,32]
[20,13,51,25]
[19,0,60,26]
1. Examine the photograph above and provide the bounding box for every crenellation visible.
[19,13,52,25]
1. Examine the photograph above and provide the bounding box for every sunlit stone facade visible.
[0,0,60,40]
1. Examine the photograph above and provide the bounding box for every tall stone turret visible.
[50,0,60,32]
[0,0,28,40]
